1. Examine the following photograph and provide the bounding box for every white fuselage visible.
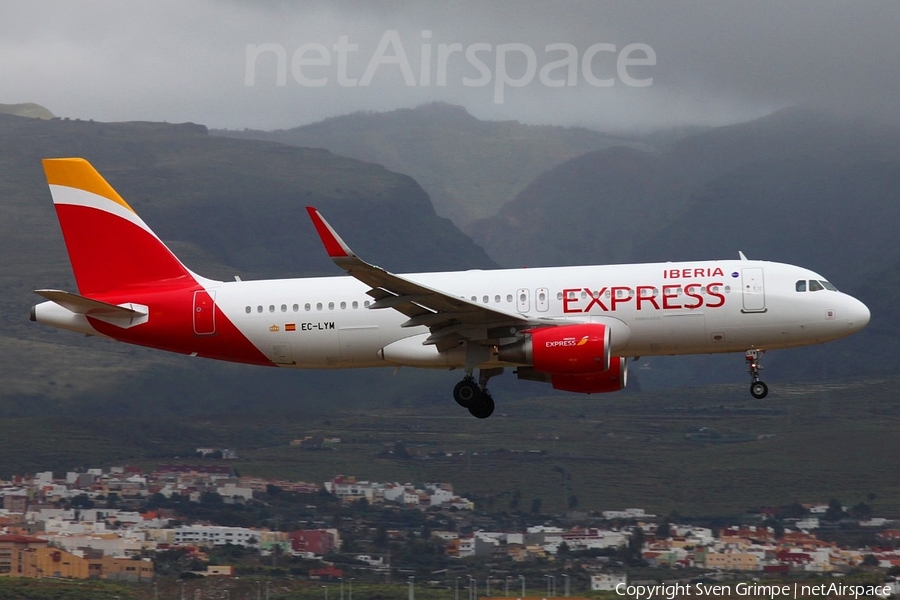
[200,258,869,369]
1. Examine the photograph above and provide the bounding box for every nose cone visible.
[845,296,870,333]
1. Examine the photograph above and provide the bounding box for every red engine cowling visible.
[498,323,610,374]
[551,356,628,393]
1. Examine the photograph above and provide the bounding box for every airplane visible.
[31,158,870,418]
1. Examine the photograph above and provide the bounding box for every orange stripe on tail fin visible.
[42,158,196,296]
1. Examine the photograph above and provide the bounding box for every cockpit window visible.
[797,279,838,292]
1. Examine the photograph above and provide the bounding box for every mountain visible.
[469,107,900,384]
[471,108,900,279]
[215,102,641,231]
[0,113,493,418]
[0,102,54,120]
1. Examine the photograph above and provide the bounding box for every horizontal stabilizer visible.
[34,289,148,328]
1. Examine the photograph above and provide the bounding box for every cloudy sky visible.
[2,1,897,132]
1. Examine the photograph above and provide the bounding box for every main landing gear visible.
[453,368,503,419]
[745,349,768,399]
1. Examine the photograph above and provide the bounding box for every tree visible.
[765,519,785,539]
[824,498,845,522]
[509,490,522,511]
[850,502,872,520]
[624,527,646,566]
[655,516,672,540]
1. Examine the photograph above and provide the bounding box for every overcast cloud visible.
[1,1,897,132]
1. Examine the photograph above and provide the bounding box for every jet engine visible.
[498,323,627,393]
[549,356,627,393]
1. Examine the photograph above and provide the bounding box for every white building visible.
[171,525,261,547]
[217,482,254,502]
[430,488,455,506]
[602,508,651,520]
[592,573,627,591]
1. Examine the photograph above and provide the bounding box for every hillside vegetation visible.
[216,102,640,230]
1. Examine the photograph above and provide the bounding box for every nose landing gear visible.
[452,368,503,418]
[746,349,768,399]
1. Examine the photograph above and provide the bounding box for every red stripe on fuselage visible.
[87,286,275,367]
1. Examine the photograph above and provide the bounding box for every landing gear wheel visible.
[745,349,768,399]
[468,392,495,419]
[453,379,479,408]
[750,381,769,399]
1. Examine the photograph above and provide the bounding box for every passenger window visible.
[257,306,263,313]
[796,280,806,292]
[364,300,371,308]
[304,303,311,311]
[809,280,824,292]
[245,306,251,314]
[494,295,501,303]
[328,302,335,310]
[280,304,287,312]
[268,305,275,313]
[316,302,323,311]
[352,301,359,309]
[340,301,347,310]
[483,295,489,303]
[506,294,513,303]
[292,304,299,312]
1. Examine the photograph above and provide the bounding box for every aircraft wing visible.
[306,207,555,350]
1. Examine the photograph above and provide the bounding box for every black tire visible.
[453,379,479,408]
[750,381,769,399]
[468,392,495,419]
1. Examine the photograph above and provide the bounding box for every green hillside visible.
[0,113,493,419]
[215,102,640,230]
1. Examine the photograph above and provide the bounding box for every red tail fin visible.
[43,158,196,296]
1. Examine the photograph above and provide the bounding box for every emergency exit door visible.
[193,290,217,335]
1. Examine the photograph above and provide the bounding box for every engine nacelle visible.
[498,323,610,374]
[551,356,628,393]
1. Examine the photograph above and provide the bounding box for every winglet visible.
[306,207,354,259]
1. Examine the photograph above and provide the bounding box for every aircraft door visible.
[741,268,766,312]
[536,287,550,312]
[193,290,216,335]
[516,288,530,313]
